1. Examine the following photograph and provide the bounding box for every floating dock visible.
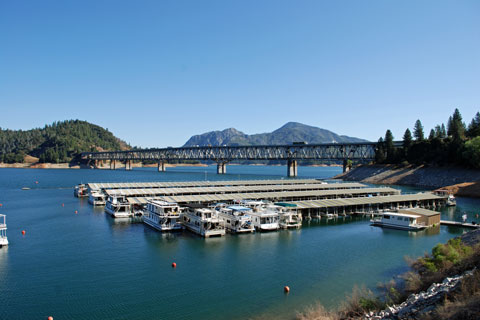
[87,180,365,192]
[104,183,385,198]
[440,220,480,229]
[291,193,446,217]
[125,187,399,205]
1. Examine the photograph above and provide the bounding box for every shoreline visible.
[336,164,480,198]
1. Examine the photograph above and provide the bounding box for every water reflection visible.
[0,246,9,281]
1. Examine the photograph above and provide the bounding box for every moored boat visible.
[217,205,255,233]
[446,194,456,207]
[144,200,183,231]
[370,212,426,231]
[182,203,225,237]
[105,195,132,218]
[242,201,280,231]
[74,184,88,198]
[0,214,8,247]
[88,191,106,206]
[275,202,302,229]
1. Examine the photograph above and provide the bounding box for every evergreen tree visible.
[402,128,412,160]
[448,108,466,141]
[467,112,480,138]
[440,124,447,138]
[413,120,424,141]
[428,129,435,140]
[384,130,395,163]
[375,137,386,164]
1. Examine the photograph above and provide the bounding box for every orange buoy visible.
[0,203,3,207]
[35,181,39,184]
[22,230,26,235]
[172,262,177,268]
[75,210,78,214]
[48,316,53,320]
[284,286,290,293]
[62,203,64,207]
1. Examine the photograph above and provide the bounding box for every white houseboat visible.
[182,204,225,238]
[242,201,280,231]
[74,184,88,198]
[144,200,183,232]
[446,194,456,207]
[88,191,106,206]
[0,214,8,247]
[370,212,426,231]
[217,205,255,233]
[275,202,302,229]
[105,195,132,218]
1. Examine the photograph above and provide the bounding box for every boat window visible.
[384,215,390,219]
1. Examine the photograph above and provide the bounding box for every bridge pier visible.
[217,162,227,174]
[110,160,116,170]
[157,161,166,172]
[287,160,298,177]
[125,160,132,171]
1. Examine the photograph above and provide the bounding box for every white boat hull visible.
[371,221,426,231]
[144,218,183,232]
[0,238,8,246]
[105,207,132,218]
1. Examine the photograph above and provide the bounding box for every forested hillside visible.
[375,108,480,169]
[0,120,130,163]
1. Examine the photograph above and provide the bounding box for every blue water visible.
[0,166,478,320]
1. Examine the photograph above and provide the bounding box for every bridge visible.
[81,142,388,177]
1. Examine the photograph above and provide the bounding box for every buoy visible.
[48,316,53,320]
[284,286,290,293]
[22,230,26,235]
[0,203,3,207]
[62,203,64,207]
[35,181,39,184]
[75,210,78,214]
[172,262,177,268]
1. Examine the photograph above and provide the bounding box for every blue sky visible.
[1,0,479,147]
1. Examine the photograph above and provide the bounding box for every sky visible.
[0,0,479,147]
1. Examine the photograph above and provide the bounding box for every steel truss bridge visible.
[81,142,388,176]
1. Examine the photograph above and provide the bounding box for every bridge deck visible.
[126,187,399,204]
[87,179,362,191]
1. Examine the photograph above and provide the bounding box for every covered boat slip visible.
[87,180,365,191]
[291,193,446,216]
[125,187,399,205]
[103,182,374,198]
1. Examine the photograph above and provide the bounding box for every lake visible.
[0,165,478,319]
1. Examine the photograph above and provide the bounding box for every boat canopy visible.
[274,202,297,208]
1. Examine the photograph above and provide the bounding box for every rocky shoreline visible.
[336,164,480,197]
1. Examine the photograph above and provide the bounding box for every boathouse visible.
[397,208,441,227]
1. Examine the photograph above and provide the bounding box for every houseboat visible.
[446,194,456,207]
[74,184,88,198]
[242,201,280,231]
[275,203,302,229]
[88,191,106,206]
[143,200,183,232]
[370,212,426,231]
[105,195,132,218]
[182,203,225,237]
[217,205,255,233]
[0,215,8,247]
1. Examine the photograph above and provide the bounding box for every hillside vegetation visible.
[0,120,129,164]
[375,108,480,169]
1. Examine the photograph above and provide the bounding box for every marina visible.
[1,166,478,320]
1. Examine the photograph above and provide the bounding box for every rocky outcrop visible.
[365,269,476,320]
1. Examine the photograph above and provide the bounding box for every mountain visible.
[0,120,130,163]
[183,122,368,147]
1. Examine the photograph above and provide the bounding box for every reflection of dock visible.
[440,220,480,229]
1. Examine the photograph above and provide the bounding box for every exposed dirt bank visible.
[336,164,480,197]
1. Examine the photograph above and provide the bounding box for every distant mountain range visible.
[183,122,368,147]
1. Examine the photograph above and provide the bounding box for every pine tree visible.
[375,137,386,164]
[385,130,395,163]
[428,129,435,140]
[402,128,412,161]
[467,112,480,138]
[440,124,447,138]
[413,120,424,141]
[448,108,466,141]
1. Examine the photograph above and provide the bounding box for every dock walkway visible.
[440,220,480,229]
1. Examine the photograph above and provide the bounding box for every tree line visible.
[0,120,129,163]
[375,108,480,168]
